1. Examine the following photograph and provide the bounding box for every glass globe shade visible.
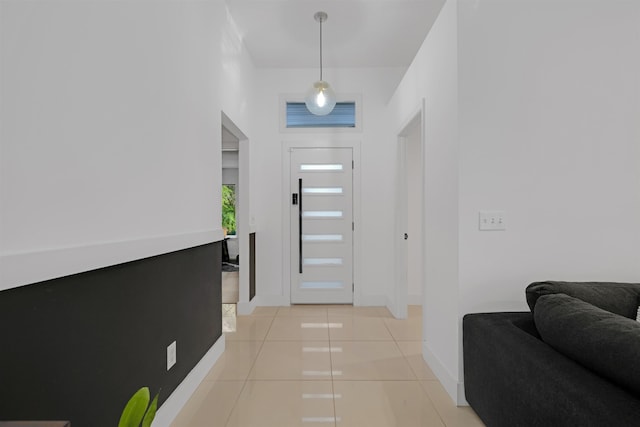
[304,80,337,116]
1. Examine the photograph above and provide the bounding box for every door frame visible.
[392,100,425,319]
[282,139,362,305]
[221,112,253,315]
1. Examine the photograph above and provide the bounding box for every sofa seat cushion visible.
[534,293,640,397]
[526,281,640,319]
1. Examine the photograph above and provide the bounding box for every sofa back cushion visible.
[534,293,640,396]
[526,281,640,319]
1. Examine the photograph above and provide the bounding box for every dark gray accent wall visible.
[0,242,222,426]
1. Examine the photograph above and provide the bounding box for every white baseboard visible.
[246,294,389,309]
[357,294,388,307]
[457,382,468,406]
[250,295,290,306]
[384,295,407,319]
[153,335,226,426]
[422,341,468,406]
[237,298,258,315]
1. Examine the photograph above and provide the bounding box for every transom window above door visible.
[280,96,362,132]
[286,102,356,128]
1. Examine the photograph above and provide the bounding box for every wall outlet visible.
[167,341,177,371]
[479,211,506,231]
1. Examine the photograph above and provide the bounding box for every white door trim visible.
[221,112,255,315]
[282,139,362,306]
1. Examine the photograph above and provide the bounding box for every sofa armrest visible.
[463,312,640,427]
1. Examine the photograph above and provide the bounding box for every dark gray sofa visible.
[463,281,640,427]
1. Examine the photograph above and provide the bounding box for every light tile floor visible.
[170,305,485,427]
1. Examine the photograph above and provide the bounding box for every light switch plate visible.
[479,211,506,231]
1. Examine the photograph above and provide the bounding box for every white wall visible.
[0,0,254,291]
[458,0,640,305]
[1,1,256,422]
[388,0,640,404]
[387,0,460,401]
[457,0,640,378]
[250,67,405,305]
[220,5,254,139]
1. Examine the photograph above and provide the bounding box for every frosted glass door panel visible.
[302,187,344,195]
[302,234,344,242]
[302,211,344,219]
[300,164,343,171]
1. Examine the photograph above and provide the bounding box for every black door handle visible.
[299,178,303,274]
[404,233,408,240]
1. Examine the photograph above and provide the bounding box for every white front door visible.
[290,148,354,304]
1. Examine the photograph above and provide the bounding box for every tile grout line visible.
[419,380,450,427]
[327,307,338,427]
[395,310,450,427]
[222,312,276,427]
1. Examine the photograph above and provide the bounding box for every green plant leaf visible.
[141,392,159,427]
[221,184,236,234]
[118,387,150,427]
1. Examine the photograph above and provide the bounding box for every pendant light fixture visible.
[305,11,336,116]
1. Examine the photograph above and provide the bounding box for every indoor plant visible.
[118,387,158,427]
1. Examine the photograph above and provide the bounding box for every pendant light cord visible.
[319,17,323,81]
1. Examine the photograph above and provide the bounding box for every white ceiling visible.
[227,0,445,69]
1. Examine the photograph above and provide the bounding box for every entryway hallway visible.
[170,305,484,426]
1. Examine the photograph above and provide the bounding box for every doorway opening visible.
[221,112,252,324]
[221,127,240,309]
[393,103,424,319]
